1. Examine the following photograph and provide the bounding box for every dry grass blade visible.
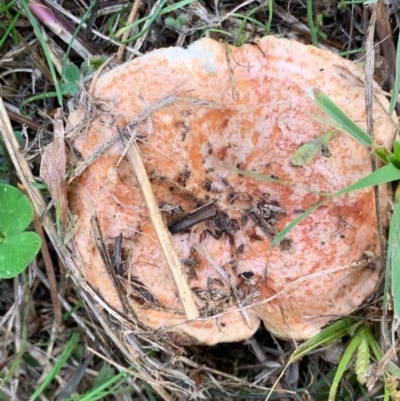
[31,206,63,330]
[0,99,49,220]
[40,109,68,225]
[89,214,136,317]
[365,2,379,139]
[364,1,388,297]
[118,126,200,321]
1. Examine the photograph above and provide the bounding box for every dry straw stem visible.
[0,100,57,239]
[31,205,64,330]
[116,0,141,61]
[89,214,136,317]
[131,0,163,56]
[364,1,388,267]
[365,340,398,391]
[118,126,200,321]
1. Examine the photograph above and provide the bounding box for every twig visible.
[32,207,64,330]
[90,215,136,317]
[374,2,395,89]
[246,338,290,401]
[116,0,141,61]
[132,0,164,55]
[365,1,387,277]
[118,126,199,321]
[365,2,378,140]
[168,202,216,234]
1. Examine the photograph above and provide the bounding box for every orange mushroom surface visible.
[63,36,395,344]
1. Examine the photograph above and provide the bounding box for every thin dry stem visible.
[131,0,164,56]
[365,2,378,139]
[31,208,64,331]
[116,0,141,61]
[119,127,200,321]
[365,1,388,301]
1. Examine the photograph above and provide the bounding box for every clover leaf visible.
[165,14,188,30]
[0,185,41,279]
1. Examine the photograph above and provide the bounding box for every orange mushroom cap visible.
[63,36,395,344]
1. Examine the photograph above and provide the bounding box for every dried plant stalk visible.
[118,127,200,321]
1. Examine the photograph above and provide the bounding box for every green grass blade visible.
[160,0,197,14]
[266,0,273,34]
[334,163,400,196]
[272,199,328,246]
[234,16,249,46]
[290,318,358,362]
[230,167,328,196]
[306,112,344,131]
[307,88,373,148]
[62,299,84,320]
[78,370,129,401]
[328,328,366,401]
[306,0,318,46]
[114,0,167,42]
[64,0,99,64]
[384,379,391,401]
[201,28,233,37]
[385,186,400,318]
[20,1,62,107]
[339,48,365,56]
[20,92,58,115]
[365,330,400,378]
[231,14,268,31]
[0,6,22,48]
[0,0,19,12]
[29,332,80,401]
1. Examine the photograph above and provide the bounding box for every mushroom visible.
[58,36,395,343]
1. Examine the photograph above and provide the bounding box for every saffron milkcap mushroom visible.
[59,36,395,344]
